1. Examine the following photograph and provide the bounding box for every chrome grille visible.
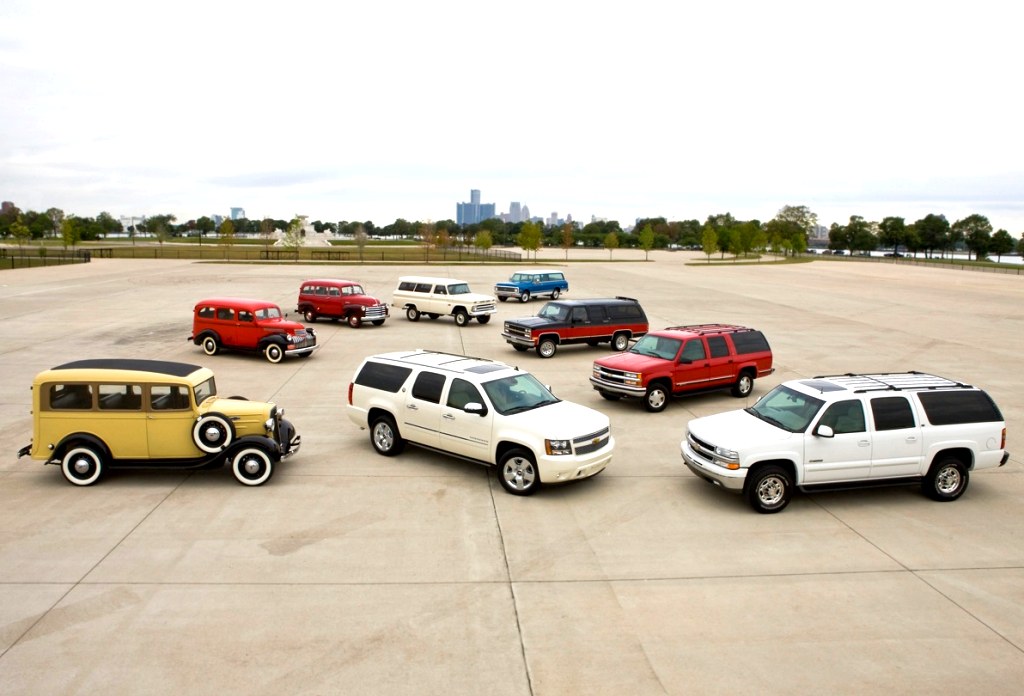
[592,365,629,386]
[574,427,610,455]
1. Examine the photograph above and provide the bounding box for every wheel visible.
[427,313,440,320]
[347,314,362,328]
[520,291,531,303]
[599,391,622,401]
[201,335,220,356]
[536,338,557,358]
[406,307,420,322]
[746,465,792,513]
[371,320,385,326]
[644,383,669,412]
[498,448,540,495]
[498,296,508,302]
[303,310,317,322]
[370,415,405,456]
[477,315,491,324]
[454,310,469,327]
[61,445,104,486]
[612,332,629,351]
[192,413,235,453]
[551,288,560,299]
[731,372,754,397]
[232,447,274,486]
[512,344,528,352]
[264,343,285,363]
[922,457,969,501]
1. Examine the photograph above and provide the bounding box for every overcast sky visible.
[2,1,1021,232]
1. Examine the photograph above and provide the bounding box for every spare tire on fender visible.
[193,413,235,453]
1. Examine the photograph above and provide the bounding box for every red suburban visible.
[590,324,773,411]
[190,297,319,364]
[296,278,389,328]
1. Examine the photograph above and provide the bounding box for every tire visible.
[427,313,440,320]
[371,320,385,326]
[922,457,969,501]
[520,291,531,303]
[454,310,469,327]
[264,343,285,364]
[599,391,622,401]
[406,307,420,322]
[746,465,793,513]
[61,445,105,486]
[498,296,508,302]
[232,446,274,486]
[193,413,235,453]
[201,335,220,356]
[551,288,560,299]
[536,338,557,358]
[347,314,362,328]
[370,415,405,456]
[477,315,491,324]
[303,310,317,322]
[643,383,669,412]
[612,332,629,351]
[731,371,754,397]
[498,448,540,495]
[512,344,528,352]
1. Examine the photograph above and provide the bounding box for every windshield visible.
[482,373,560,415]
[746,385,824,433]
[447,283,471,295]
[255,306,282,320]
[510,273,528,282]
[193,377,217,405]
[629,335,681,360]
[537,303,569,321]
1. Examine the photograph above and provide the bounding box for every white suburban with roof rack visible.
[681,372,1009,513]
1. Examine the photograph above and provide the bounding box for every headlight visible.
[545,439,572,455]
[713,445,739,466]
[264,417,275,430]
[524,329,532,338]
[624,371,642,387]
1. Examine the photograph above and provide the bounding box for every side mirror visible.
[465,402,488,417]
[815,424,835,438]
[678,357,692,365]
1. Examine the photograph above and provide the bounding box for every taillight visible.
[347,382,354,405]
[1001,427,1006,449]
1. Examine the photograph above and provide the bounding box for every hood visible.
[505,316,554,329]
[507,399,609,438]
[349,296,384,306]
[456,292,496,303]
[203,396,274,419]
[259,317,308,332]
[594,351,669,371]
[687,408,795,449]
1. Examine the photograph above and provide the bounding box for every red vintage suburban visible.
[190,297,318,364]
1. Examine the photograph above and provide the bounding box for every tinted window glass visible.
[355,362,412,392]
[216,308,234,320]
[48,383,93,410]
[415,283,432,293]
[99,384,142,410]
[446,378,482,410]
[817,399,866,434]
[707,336,729,358]
[411,371,445,403]
[150,385,190,410]
[871,396,915,431]
[680,339,706,361]
[608,304,642,320]
[198,306,215,319]
[917,390,1003,425]
[398,281,416,291]
[732,331,770,354]
[587,305,607,321]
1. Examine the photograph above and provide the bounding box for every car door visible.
[146,384,200,458]
[402,371,445,448]
[867,396,923,478]
[96,383,148,458]
[802,399,872,482]
[214,306,240,347]
[705,335,736,387]
[672,338,711,390]
[439,378,493,461]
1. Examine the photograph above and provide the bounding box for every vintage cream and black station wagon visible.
[17,359,300,486]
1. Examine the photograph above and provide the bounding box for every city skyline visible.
[1,2,1021,234]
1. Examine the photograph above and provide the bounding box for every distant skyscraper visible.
[457,189,497,225]
[509,202,522,223]
[230,207,246,220]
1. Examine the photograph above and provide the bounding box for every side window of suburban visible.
[398,281,416,291]
[216,308,233,321]
[48,383,93,410]
[415,283,432,293]
[707,336,730,358]
[446,378,482,410]
[732,331,770,354]
[355,363,412,392]
[871,396,916,431]
[588,306,607,322]
[198,306,215,319]
[571,307,587,322]
[238,310,253,322]
[411,371,445,404]
[818,399,866,433]
[917,390,1003,425]
[150,385,190,411]
[680,339,707,362]
[98,384,142,411]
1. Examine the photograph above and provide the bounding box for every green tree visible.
[952,214,992,260]
[96,211,122,238]
[517,221,542,259]
[282,218,304,259]
[219,219,236,258]
[701,224,718,262]
[437,227,452,258]
[877,216,906,256]
[989,229,1014,262]
[603,231,620,259]
[45,207,64,239]
[560,223,574,260]
[474,230,493,255]
[768,205,816,256]
[61,216,81,248]
[10,216,31,248]
[637,224,655,260]
[914,214,950,258]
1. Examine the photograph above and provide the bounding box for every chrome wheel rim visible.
[502,457,535,491]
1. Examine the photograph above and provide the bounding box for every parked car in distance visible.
[494,269,568,303]
[681,372,1010,513]
[16,358,301,486]
[346,350,613,495]
[501,296,649,358]
[190,297,318,363]
[392,276,497,326]
[591,324,774,411]
[296,278,389,327]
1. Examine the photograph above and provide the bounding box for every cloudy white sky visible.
[2,1,1021,232]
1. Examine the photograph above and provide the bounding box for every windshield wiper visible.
[746,407,790,431]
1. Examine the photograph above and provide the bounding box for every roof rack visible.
[614,296,639,302]
[663,324,751,335]
[813,372,972,393]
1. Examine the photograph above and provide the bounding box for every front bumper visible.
[285,343,319,357]
[589,376,645,397]
[494,286,521,298]
[501,332,535,348]
[680,440,746,491]
[536,436,614,484]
